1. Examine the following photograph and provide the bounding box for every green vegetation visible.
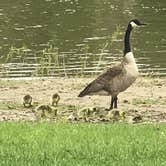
[0,122,166,166]
[95,25,121,73]
[0,25,121,78]
[36,45,60,76]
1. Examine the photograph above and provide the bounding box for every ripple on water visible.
[0,0,166,78]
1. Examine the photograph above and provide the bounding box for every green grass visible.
[0,122,166,166]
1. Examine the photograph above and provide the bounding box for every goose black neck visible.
[124,24,132,56]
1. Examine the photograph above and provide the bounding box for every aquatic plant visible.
[95,25,121,73]
[4,45,31,63]
[35,44,59,76]
[1,26,121,78]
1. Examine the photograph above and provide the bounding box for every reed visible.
[1,26,121,78]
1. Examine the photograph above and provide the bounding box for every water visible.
[0,0,166,78]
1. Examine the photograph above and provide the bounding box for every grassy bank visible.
[0,122,166,166]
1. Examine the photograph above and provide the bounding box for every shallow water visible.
[0,0,166,78]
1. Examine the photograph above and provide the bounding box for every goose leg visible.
[110,96,114,110]
[114,96,118,108]
[109,96,118,110]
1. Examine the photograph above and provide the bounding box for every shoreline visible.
[0,76,166,123]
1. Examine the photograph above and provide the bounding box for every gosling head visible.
[129,19,146,28]
[23,94,32,108]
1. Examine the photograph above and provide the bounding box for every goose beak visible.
[139,23,147,26]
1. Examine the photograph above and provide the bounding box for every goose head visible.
[129,19,146,28]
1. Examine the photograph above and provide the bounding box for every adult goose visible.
[78,19,146,110]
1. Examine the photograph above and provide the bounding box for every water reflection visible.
[0,0,166,78]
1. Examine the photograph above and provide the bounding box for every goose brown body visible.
[78,52,138,97]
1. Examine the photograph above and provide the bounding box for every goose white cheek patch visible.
[130,21,138,28]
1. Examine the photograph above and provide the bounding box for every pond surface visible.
[0,0,166,78]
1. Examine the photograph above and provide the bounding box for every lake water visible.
[0,0,166,78]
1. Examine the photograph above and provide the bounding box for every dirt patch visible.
[0,77,166,123]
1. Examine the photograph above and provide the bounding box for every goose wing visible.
[78,64,123,97]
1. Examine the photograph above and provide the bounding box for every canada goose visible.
[23,94,32,108]
[78,19,146,110]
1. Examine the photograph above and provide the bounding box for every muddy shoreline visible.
[0,77,166,123]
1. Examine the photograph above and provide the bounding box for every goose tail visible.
[78,83,92,97]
